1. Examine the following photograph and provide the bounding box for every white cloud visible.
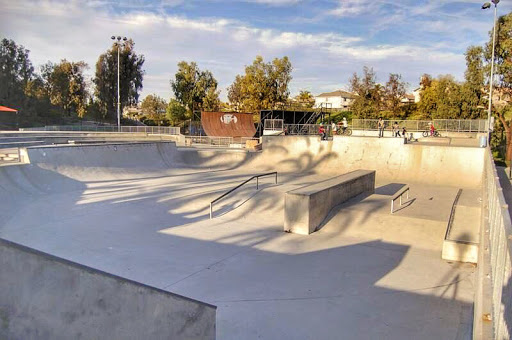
[242,0,301,5]
[1,0,471,101]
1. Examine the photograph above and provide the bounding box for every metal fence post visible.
[210,203,213,219]
[256,177,259,189]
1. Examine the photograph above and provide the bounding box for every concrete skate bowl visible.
[201,111,256,137]
[0,136,492,339]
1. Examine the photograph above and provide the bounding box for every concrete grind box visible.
[284,170,376,235]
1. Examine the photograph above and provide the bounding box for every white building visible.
[412,88,421,103]
[401,94,416,104]
[314,90,357,110]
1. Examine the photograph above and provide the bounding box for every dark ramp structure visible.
[201,111,256,137]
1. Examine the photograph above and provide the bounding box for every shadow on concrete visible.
[375,183,407,196]
[0,163,477,339]
[152,233,474,340]
[393,198,416,213]
[314,192,378,232]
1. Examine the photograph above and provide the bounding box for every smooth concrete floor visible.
[0,168,476,339]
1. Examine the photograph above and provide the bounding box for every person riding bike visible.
[430,122,435,136]
[319,125,326,140]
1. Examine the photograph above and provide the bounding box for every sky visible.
[1,0,511,102]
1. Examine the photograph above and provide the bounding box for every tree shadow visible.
[375,183,407,196]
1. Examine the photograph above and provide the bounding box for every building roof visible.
[316,90,357,99]
[404,94,415,100]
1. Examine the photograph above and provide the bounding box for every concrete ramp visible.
[0,238,216,339]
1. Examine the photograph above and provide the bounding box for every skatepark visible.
[0,126,510,339]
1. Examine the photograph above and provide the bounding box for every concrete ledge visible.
[284,170,376,235]
[0,238,216,339]
[441,189,480,263]
[442,240,478,263]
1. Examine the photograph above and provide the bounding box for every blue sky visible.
[1,0,511,101]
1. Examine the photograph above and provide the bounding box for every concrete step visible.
[442,189,481,263]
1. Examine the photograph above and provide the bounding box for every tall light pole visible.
[482,0,499,144]
[111,36,128,131]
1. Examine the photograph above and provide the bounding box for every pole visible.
[117,43,121,132]
[488,3,498,143]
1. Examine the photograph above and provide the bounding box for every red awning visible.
[0,106,18,112]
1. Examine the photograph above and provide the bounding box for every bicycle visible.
[336,128,352,136]
[422,130,441,137]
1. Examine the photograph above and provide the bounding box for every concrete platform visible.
[442,189,481,263]
[0,138,480,339]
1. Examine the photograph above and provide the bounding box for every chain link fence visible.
[284,124,321,135]
[20,125,181,135]
[352,119,487,133]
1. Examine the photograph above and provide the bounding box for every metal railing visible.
[185,136,259,148]
[390,186,410,214]
[19,125,180,135]
[209,172,277,219]
[475,150,512,339]
[284,124,321,135]
[264,119,284,131]
[352,119,487,133]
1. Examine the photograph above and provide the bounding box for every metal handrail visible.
[210,172,277,219]
[391,186,410,214]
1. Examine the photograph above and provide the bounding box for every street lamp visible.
[111,35,128,131]
[482,0,499,144]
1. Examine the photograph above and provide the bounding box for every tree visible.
[460,46,486,119]
[349,66,382,118]
[41,59,89,117]
[420,74,433,89]
[141,94,167,124]
[227,55,293,113]
[166,99,187,126]
[384,73,407,117]
[295,90,315,108]
[203,87,221,111]
[0,38,34,110]
[170,61,220,115]
[93,40,145,120]
[485,12,512,160]
[417,75,462,119]
[227,75,244,111]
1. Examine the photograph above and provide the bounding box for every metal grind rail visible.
[391,186,410,214]
[210,172,277,219]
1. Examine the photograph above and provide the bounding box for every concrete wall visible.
[20,135,485,187]
[284,170,375,235]
[0,238,216,340]
[255,136,485,188]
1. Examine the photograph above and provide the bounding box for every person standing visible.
[393,122,401,137]
[378,117,385,138]
[331,121,337,136]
